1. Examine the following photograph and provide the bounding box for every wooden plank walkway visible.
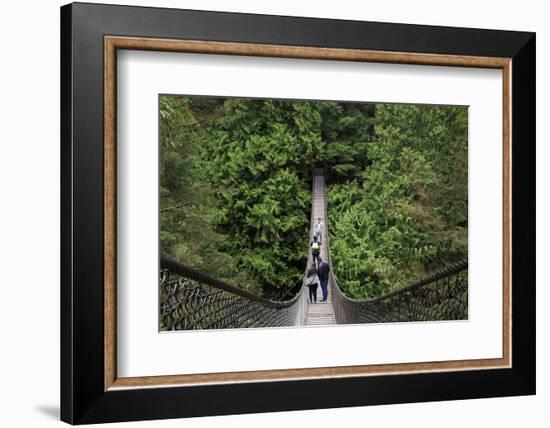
[305,172,336,326]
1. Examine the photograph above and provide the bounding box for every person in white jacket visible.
[314,218,323,244]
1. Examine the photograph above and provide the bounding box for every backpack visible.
[311,242,320,253]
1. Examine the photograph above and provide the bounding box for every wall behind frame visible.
[0,0,546,427]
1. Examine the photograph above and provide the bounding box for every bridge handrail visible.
[329,259,468,304]
[161,256,304,309]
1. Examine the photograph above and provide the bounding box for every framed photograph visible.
[60,2,535,424]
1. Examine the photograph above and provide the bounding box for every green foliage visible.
[328,104,468,298]
[320,102,375,179]
[202,99,319,295]
[159,96,237,284]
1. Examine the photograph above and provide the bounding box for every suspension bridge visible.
[160,170,468,330]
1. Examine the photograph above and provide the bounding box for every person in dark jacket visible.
[317,258,330,302]
[305,265,319,303]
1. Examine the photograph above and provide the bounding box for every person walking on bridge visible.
[314,217,324,244]
[305,265,320,303]
[317,258,330,302]
[310,235,321,265]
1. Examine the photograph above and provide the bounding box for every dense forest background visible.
[160,96,468,300]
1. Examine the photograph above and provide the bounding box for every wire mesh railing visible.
[160,256,308,330]
[329,260,468,324]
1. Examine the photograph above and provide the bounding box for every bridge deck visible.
[305,172,336,326]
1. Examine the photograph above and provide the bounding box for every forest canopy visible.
[160,96,468,300]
